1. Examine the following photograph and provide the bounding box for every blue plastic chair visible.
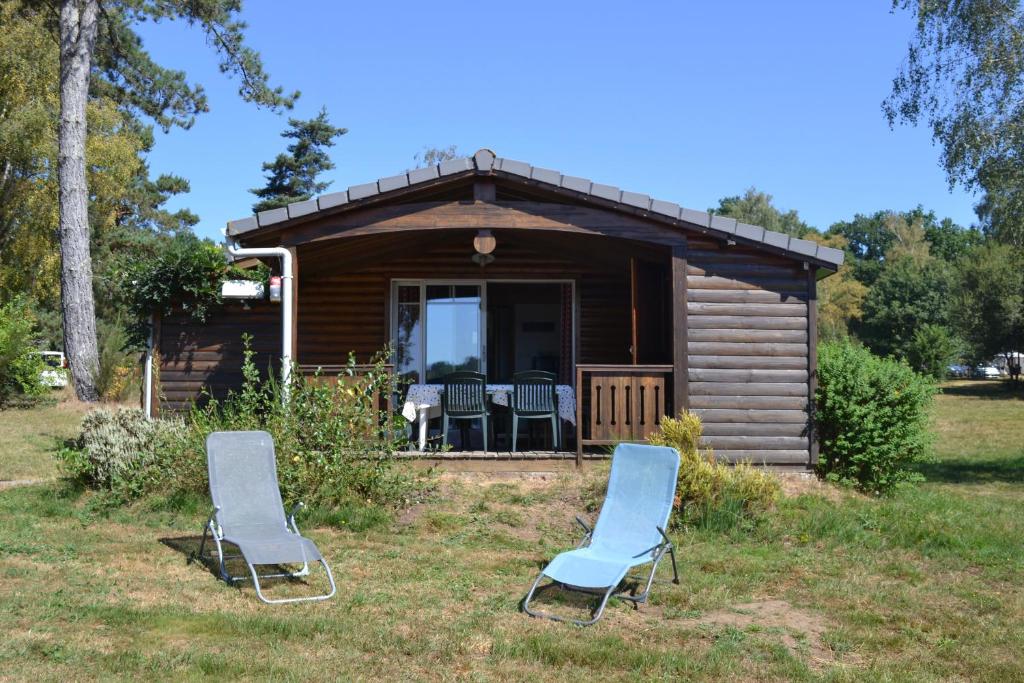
[522,443,681,625]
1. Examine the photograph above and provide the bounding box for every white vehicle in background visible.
[973,364,1002,379]
[31,351,69,388]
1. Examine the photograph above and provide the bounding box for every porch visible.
[290,225,686,459]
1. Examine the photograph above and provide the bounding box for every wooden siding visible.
[297,230,634,367]
[157,302,281,413]
[685,239,811,466]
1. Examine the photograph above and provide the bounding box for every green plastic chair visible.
[442,371,490,452]
[511,370,560,452]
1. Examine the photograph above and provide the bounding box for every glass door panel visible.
[425,284,482,381]
[394,284,422,383]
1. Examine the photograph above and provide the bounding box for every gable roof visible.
[226,148,844,269]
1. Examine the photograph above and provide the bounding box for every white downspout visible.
[224,238,294,401]
[144,314,154,419]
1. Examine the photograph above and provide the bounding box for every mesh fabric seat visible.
[196,431,336,604]
[523,443,680,625]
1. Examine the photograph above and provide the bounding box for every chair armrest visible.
[657,525,672,547]
[575,515,593,547]
[207,506,222,537]
[288,502,306,534]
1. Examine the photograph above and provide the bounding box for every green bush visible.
[60,338,427,520]
[906,323,961,379]
[123,233,269,345]
[648,411,781,529]
[59,407,189,501]
[816,339,936,494]
[0,297,46,405]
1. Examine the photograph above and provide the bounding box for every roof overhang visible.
[226,148,845,272]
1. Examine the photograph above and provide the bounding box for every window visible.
[394,285,422,383]
[425,284,482,381]
[392,280,573,385]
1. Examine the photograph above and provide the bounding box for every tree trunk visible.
[58,0,100,401]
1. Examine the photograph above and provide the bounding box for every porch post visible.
[671,240,688,417]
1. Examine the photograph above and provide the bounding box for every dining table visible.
[400,383,576,451]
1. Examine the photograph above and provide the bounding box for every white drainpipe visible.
[224,239,294,401]
[144,314,154,419]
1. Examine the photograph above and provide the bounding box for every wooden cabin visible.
[153,149,843,470]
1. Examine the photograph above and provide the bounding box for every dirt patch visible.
[0,479,48,489]
[776,473,848,501]
[396,502,428,527]
[679,600,835,668]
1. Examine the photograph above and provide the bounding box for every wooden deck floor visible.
[397,450,608,473]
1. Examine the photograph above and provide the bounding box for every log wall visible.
[685,238,812,466]
[156,301,281,413]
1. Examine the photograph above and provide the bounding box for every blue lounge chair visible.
[196,431,336,604]
[523,443,680,625]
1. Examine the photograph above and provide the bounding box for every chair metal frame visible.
[195,501,337,605]
[522,521,679,626]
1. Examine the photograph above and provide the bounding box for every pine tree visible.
[19,0,298,401]
[251,108,347,213]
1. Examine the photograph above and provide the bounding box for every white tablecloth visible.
[401,383,576,426]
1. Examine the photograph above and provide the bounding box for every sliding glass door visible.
[392,280,574,385]
[425,284,482,381]
[392,282,483,384]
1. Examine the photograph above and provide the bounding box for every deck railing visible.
[297,363,396,416]
[574,364,674,464]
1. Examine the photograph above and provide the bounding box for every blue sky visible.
[135,1,977,242]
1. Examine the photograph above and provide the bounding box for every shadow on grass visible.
[920,454,1024,485]
[939,381,1024,400]
[159,535,307,589]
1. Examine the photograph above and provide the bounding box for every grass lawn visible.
[0,397,87,483]
[0,380,1022,681]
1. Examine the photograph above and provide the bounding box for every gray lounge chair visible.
[196,431,336,604]
[523,443,680,625]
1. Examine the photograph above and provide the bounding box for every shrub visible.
[648,411,780,529]
[816,339,936,495]
[0,297,46,405]
[906,323,961,379]
[59,407,190,501]
[95,318,138,401]
[124,234,269,345]
[61,338,427,520]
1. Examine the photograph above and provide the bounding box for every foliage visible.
[827,207,970,286]
[806,233,868,339]
[250,107,347,212]
[816,340,936,494]
[0,297,46,404]
[0,4,151,313]
[857,255,954,359]
[648,411,780,529]
[61,339,425,516]
[123,233,264,343]
[190,341,420,509]
[885,1,1024,246]
[951,242,1024,364]
[711,187,814,237]
[94,318,137,401]
[906,323,961,379]
[413,145,460,168]
[59,407,189,501]
[18,0,301,132]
